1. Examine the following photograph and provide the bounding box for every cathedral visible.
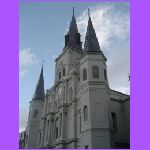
[23,9,130,149]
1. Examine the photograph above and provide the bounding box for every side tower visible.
[25,66,45,148]
[78,10,112,148]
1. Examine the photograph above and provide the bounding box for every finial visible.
[88,8,90,18]
[73,7,75,16]
[42,60,44,69]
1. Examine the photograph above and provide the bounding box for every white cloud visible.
[19,107,29,133]
[19,48,39,79]
[76,2,130,94]
[19,69,28,79]
[19,48,39,67]
[114,87,130,95]
[77,3,129,50]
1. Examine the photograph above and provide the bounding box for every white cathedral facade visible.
[24,9,130,149]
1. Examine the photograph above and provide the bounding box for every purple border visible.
[19,0,129,2]
[1,0,149,149]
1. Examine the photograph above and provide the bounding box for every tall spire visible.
[67,7,78,35]
[32,62,45,100]
[88,8,90,18]
[65,7,82,50]
[84,8,101,53]
[73,6,75,17]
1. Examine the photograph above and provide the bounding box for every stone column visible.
[59,113,62,139]
[61,108,66,141]
[42,119,46,147]
[51,119,54,145]
[46,120,50,145]
[44,119,48,146]
[48,119,52,146]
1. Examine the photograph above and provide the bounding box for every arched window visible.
[65,35,69,46]
[33,110,38,118]
[59,72,61,79]
[104,69,107,81]
[92,66,99,79]
[84,106,88,121]
[111,112,118,132]
[55,118,59,139]
[39,133,42,146]
[63,68,65,76]
[75,33,81,45]
[69,87,73,102]
[83,69,87,81]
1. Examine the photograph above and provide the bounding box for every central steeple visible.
[65,7,82,50]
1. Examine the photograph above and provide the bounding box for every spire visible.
[88,8,90,18]
[67,7,78,35]
[65,7,82,50]
[84,8,101,53]
[73,6,75,17]
[32,62,45,100]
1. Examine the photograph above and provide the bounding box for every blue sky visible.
[19,2,130,132]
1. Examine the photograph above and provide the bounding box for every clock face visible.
[58,86,62,96]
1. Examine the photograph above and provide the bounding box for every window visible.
[39,133,42,145]
[47,120,50,141]
[33,110,38,118]
[56,127,58,139]
[104,69,107,81]
[69,87,73,102]
[55,118,59,139]
[59,72,61,79]
[80,116,81,133]
[60,113,62,136]
[83,69,87,81]
[75,33,81,45]
[111,112,118,133]
[92,66,99,79]
[84,106,88,121]
[65,35,69,46]
[63,68,66,76]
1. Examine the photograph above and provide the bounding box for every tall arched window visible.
[69,87,73,102]
[59,72,61,79]
[104,69,107,81]
[92,66,99,79]
[65,35,69,46]
[39,133,42,146]
[63,68,66,76]
[33,110,38,118]
[55,118,59,139]
[83,69,87,81]
[111,112,118,132]
[84,106,88,121]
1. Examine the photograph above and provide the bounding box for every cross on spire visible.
[88,8,90,18]
[73,7,75,16]
[42,60,44,68]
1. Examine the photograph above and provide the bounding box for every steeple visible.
[84,8,101,53]
[65,7,82,50]
[32,62,45,100]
